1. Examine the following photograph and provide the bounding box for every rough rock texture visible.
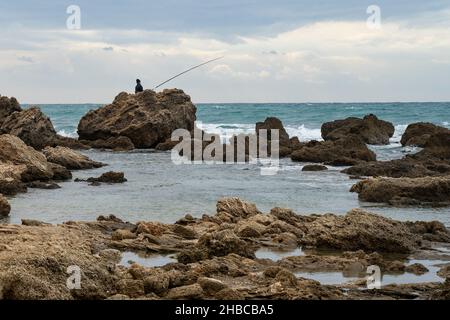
[43,146,105,170]
[401,122,450,147]
[321,114,395,145]
[0,164,27,195]
[350,176,450,206]
[300,209,421,253]
[0,195,11,217]
[0,198,448,300]
[0,134,55,182]
[77,89,197,149]
[291,136,376,164]
[0,95,21,126]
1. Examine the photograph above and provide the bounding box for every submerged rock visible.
[321,114,394,145]
[76,171,127,185]
[401,122,450,147]
[302,164,328,171]
[80,136,135,151]
[291,136,376,164]
[43,146,105,170]
[77,89,197,149]
[350,176,450,206]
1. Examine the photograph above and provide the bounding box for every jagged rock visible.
[300,209,421,253]
[401,122,450,147]
[291,136,376,164]
[197,277,228,295]
[0,134,54,182]
[414,132,450,160]
[48,162,72,181]
[405,263,428,275]
[0,107,57,150]
[0,195,11,217]
[302,164,328,171]
[0,95,21,126]
[321,114,394,145]
[350,176,450,206]
[216,197,261,221]
[256,117,290,145]
[43,146,105,170]
[165,283,204,299]
[21,219,51,227]
[77,89,196,149]
[27,181,61,190]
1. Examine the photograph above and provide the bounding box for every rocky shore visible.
[1,198,450,300]
[1,90,450,300]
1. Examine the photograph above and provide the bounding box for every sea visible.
[5,102,450,226]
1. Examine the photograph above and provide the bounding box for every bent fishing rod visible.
[153,56,224,90]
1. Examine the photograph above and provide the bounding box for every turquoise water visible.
[5,102,450,226]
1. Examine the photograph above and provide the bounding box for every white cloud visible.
[1,13,450,103]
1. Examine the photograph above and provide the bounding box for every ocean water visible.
[5,102,450,226]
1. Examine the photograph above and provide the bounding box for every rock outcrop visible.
[350,176,450,206]
[321,114,395,145]
[343,131,450,178]
[75,171,127,185]
[401,122,450,147]
[43,146,105,170]
[0,95,21,126]
[291,136,376,164]
[77,89,197,149]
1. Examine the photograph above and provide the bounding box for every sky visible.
[1,0,450,104]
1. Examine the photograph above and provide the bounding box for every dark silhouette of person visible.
[135,79,143,93]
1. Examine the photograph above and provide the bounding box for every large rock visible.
[43,146,105,170]
[77,89,197,149]
[321,114,394,145]
[414,132,450,160]
[0,134,54,182]
[256,117,291,147]
[0,107,57,150]
[401,123,450,147]
[0,194,11,217]
[300,209,421,253]
[291,136,376,164]
[350,176,450,206]
[0,95,21,126]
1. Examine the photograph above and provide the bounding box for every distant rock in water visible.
[291,136,376,164]
[401,122,450,147]
[350,176,450,207]
[302,164,328,171]
[77,89,197,149]
[321,114,394,145]
[75,171,127,185]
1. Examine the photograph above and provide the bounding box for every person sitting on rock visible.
[135,79,143,93]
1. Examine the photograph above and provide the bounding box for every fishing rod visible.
[153,56,224,90]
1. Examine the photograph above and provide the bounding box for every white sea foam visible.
[57,129,78,138]
[198,123,323,142]
[391,124,408,143]
[444,121,449,126]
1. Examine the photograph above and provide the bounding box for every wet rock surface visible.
[1,198,448,300]
[75,171,127,185]
[351,176,450,207]
[77,89,197,149]
[291,136,376,164]
[321,114,394,145]
[401,122,450,147]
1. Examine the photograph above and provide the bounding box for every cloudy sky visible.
[1,0,450,103]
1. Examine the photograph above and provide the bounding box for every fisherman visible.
[135,79,143,93]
